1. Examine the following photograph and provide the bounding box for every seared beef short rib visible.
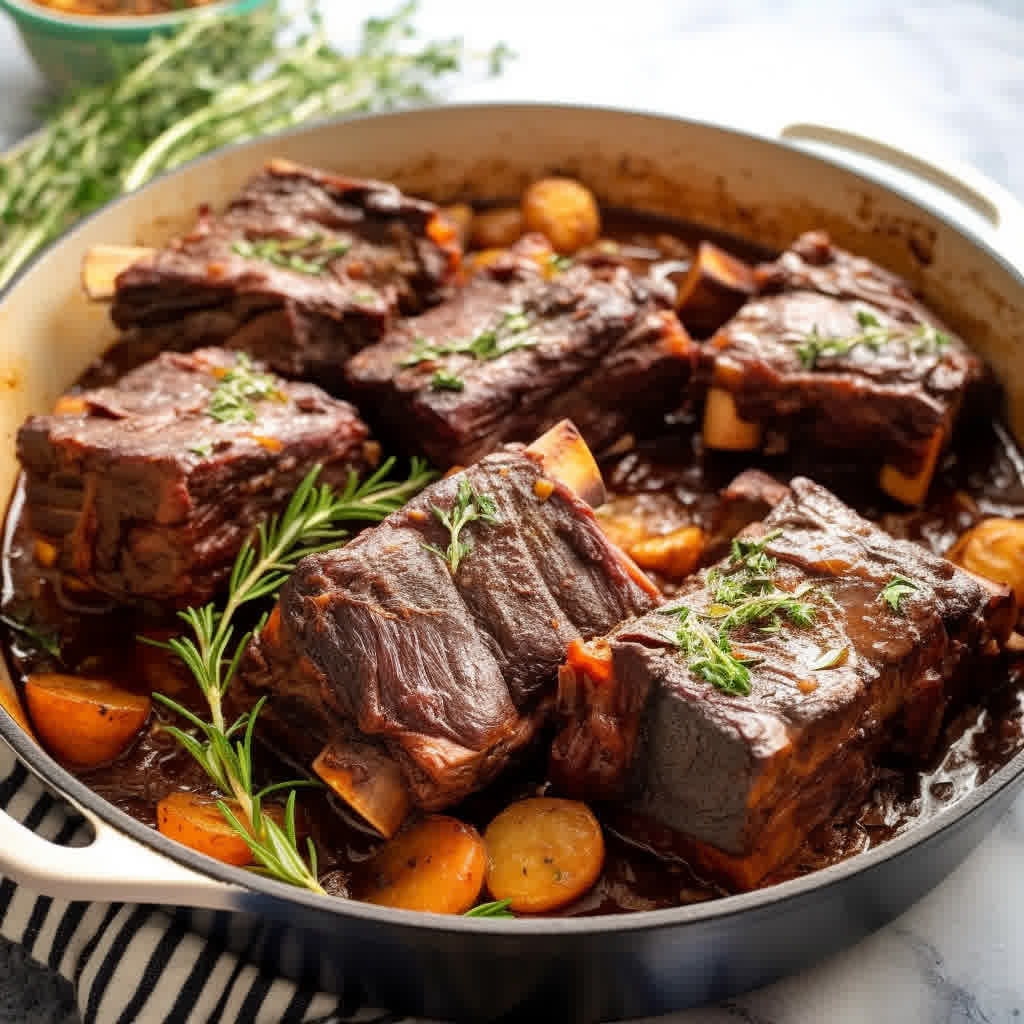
[17,348,372,607]
[702,231,985,505]
[239,421,659,833]
[552,476,1014,888]
[110,159,460,389]
[345,235,697,468]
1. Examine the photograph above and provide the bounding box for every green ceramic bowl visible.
[0,0,270,92]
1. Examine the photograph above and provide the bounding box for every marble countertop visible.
[1,1,1023,1021]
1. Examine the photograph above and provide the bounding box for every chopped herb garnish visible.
[795,312,950,370]
[231,233,350,276]
[548,253,573,273]
[399,306,537,369]
[811,646,849,670]
[421,477,501,573]
[188,443,213,458]
[0,613,61,661]
[207,353,280,425]
[464,899,515,918]
[431,370,465,392]
[664,606,752,696]
[880,575,918,614]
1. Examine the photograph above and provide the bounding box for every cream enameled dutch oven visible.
[1,105,1023,1023]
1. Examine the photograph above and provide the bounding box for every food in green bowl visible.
[0,0,270,90]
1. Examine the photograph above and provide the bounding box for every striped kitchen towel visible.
[0,745,429,1024]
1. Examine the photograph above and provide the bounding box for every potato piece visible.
[360,816,486,914]
[81,244,154,300]
[314,739,411,839]
[630,525,705,579]
[24,673,150,768]
[521,178,601,254]
[702,387,762,451]
[484,797,604,913]
[879,427,944,506]
[470,207,524,250]
[948,518,1024,607]
[674,242,755,336]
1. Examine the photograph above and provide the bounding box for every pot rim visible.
[2,100,1023,936]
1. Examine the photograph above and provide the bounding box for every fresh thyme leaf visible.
[0,613,61,662]
[811,646,848,670]
[796,317,951,369]
[231,234,349,276]
[880,574,918,614]
[207,353,280,424]
[667,607,751,696]
[716,591,817,635]
[548,253,573,273]
[422,477,500,573]
[0,4,509,289]
[464,898,515,918]
[398,307,537,369]
[431,370,465,392]
[188,443,213,458]
[142,457,436,892]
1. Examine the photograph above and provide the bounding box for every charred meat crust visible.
[110,159,460,389]
[239,444,658,811]
[552,476,1013,887]
[345,235,696,468]
[16,347,371,607]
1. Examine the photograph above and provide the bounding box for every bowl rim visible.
[1,100,1023,936]
[0,0,267,33]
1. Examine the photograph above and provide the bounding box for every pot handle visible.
[0,783,241,909]
[777,121,1024,258]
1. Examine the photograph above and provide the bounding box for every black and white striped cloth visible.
[0,745,426,1024]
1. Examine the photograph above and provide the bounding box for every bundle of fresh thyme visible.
[145,458,435,892]
[0,2,509,288]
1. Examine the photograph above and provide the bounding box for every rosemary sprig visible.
[0,3,510,288]
[880,574,918,614]
[0,613,61,662]
[145,458,435,891]
[231,234,350,276]
[795,311,951,370]
[422,478,500,573]
[400,308,537,368]
[464,899,515,918]
[207,353,281,424]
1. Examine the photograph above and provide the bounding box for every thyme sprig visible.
[400,308,537,368]
[207,353,281,424]
[422,478,500,573]
[880,574,918,614]
[144,458,435,892]
[796,311,951,370]
[231,234,350,276]
[662,529,834,696]
[0,2,510,288]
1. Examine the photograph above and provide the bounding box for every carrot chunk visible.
[24,673,149,768]
[566,637,614,684]
[360,816,487,914]
[484,797,604,913]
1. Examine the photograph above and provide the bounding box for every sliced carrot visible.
[156,793,288,867]
[484,797,604,913]
[360,816,486,914]
[565,637,614,684]
[24,673,150,768]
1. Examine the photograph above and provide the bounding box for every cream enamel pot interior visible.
[1,104,1024,1022]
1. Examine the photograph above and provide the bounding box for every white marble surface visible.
[1,2,1023,1021]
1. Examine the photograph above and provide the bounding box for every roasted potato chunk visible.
[675,242,756,336]
[948,518,1024,607]
[470,207,524,250]
[521,178,601,254]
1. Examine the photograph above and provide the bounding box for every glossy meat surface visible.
[241,444,657,810]
[345,236,695,467]
[552,477,1013,887]
[16,348,371,607]
[708,231,984,476]
[110,159,460,388]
